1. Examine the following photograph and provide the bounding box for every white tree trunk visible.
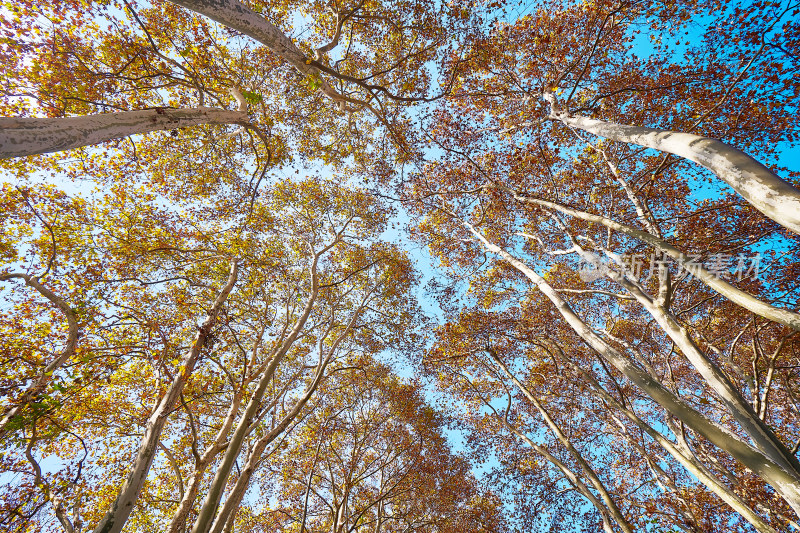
[165,393,243,533]
[496,410,618,533]
[168,0,355,106]
[547,104,800,234]
[636,293,800,478]
[206,372,323,533]
[168,0,309,69]
[465,223,800,515]
[504,191,800,331]
[91,260,239,533]
[206,290,373,533]
[0,108,248,159]
[188,253,323,533]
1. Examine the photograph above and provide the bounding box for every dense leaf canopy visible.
[1,0,799,531]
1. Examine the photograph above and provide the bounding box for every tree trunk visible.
[465,223,800,515]
[207,366,327,533]
[501,418,618,533]
[189,253,323,533]
[166,394,242,533]
[91,260,239,533]
[0,108,248,159]
[168,0,353,105]
[548,108,800,234]
[551,224,800,482]
[206,287,371,533]
[168,0,308,70]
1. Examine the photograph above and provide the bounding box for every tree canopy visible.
[1,0,799,531]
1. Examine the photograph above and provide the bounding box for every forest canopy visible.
[1,0,799,531]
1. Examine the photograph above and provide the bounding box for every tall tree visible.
[0,176,422,533]
[266,358,506,533]
[2,0,800,530]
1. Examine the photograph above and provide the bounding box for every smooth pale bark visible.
[0,108,248,159]
[187,315,312,533]
[91,260,239,533]
[552,221,800,480]
[169,0,308,69]
[621,280,800,480]
[167,367,297,533]
[547,102,800,234]
[165,393,243,533]
[565,351,778,533]
[503,190,800,331]
[207,362,327,533]
[188,250,326,533]
[206,291,372,533]
[0,274,78,435]
[169,0,374,113]
[167,0,347,105]
[465,223,800,514]
[487,349,634,533]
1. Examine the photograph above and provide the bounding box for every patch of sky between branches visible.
[626,9,799,257]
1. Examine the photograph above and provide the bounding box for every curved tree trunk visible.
[546,99,800,234]
[167,0,361,107]
[168,0,309,70]
[0,108,248,159]
[627,285,800,478]
[464,222,800,515]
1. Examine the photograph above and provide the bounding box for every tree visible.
[2,0,800,530]
[408,0,800,526]
[0,176,422,532]
[265,357,506,533]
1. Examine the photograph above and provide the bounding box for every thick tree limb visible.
[546,93,800,234]
[168,0,366,109]
[0,108,249,159]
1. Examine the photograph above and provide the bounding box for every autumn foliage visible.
[1,0,799,532]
